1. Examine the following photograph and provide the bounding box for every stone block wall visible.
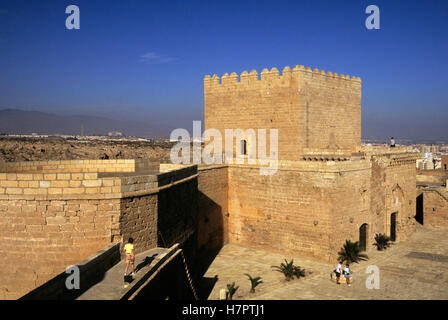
[20,243,121,300]
[197,165,229,251]
[220,150,418,263]
[119,195,158,253]
[204,65,361,160]
[0,160,198,299]
[329,160,372,259]
[330,151,418,259]
[417,169,448,185]
[0,197,120,299]
[158,177,198,249]
[227,162,336,261]
[422,189,448,228]
[384,159,417,241]
[0,172,121,198]
[0,159,155,173]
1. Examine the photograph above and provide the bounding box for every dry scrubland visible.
[0,137,173,162]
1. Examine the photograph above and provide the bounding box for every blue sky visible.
[0,0,447,140]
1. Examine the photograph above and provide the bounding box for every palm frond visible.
[271,259,306,280]
[337,240,369,264]
[373,233,392,251]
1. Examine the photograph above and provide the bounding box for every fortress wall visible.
[0,160,199,299]
[0,164,197,199]
[204,68,301,161]
[157,177,198,265]
[364,148,419,241]
[119,194,158,254]
[204,66,361,160]
[383,159,417,241]
[197,165,229,252]
[0,196,121,299]
[416,170,448,185]
[329,163,373,260]
[0,172,121,198]
[369,158,388,235]
[225,156,418,263]
[329,155,417,260]
[160,163,189,172]
[422,190,448,228]
[20,243,121,300]
[226,164,337,261]
[298,67,361,152]
[0,159,154,173]
[157,166,198,187]
[119,165,199,255]
[417,174,447,185]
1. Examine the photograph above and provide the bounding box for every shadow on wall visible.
[196,275,219,300]
[194,191,227,299]
[196,191,225,273]
[157,177,198,248]
[156,177,199,285]
[19,243,121,300]
[157,184,226,300]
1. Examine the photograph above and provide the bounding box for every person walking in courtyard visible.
[123,237,135,277]
[343,263,352,286]
[334,261,342,284]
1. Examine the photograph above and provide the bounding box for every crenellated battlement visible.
[204,63,362,158]
[204,65,361,90]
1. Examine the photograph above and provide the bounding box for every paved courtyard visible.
[202,225,448,300]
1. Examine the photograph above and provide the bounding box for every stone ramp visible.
[77,244,178,300]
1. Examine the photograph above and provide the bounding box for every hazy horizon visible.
[0,0,447,141]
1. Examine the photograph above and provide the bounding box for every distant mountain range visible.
[0,109,167,137]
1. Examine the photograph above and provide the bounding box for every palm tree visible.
[338,240,369,263]
[244,274,263,293]
[226,282,239,300]
[373,233,392,251]
[271,259,306,281]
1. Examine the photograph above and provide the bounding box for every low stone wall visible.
[417,170,448,186]
[0,172,121,198]
[0,159,155,173]
[20,242,121,300]
[160,163,190,172]
[0,160,198,299]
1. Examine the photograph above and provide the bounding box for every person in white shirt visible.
[334,261,342,284]
[343,264,352,286]
[390,137,396,148]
